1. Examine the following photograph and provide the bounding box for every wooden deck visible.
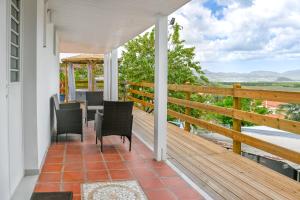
[132,109,300,200]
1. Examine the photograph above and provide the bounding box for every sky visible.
[170,0,300,72]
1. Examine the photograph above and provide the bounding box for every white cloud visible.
[171,0,300,63]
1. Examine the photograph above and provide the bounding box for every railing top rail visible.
[127,81,300,104]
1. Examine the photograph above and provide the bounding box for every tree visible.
[119,23,208,85]
[279,104,300,121]
[119,23,208,121]
[74,67,88,81]
[212,97,270,127]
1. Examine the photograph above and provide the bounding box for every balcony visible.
[2,0,300,199]
[34,121,203,200]
[33,81,300,200]
[33,105,300,200]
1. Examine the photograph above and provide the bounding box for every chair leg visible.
[129,138,132,152]
[81,134,83,142]
[96,136,98,144]
[56,135,58,143]
[123,136,125,143]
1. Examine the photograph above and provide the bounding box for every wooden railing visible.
[75,80,104,90]
[126,81,300,164]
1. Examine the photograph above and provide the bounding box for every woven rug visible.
[82,180,148,200]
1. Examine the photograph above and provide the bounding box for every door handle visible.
[5,84,9,98]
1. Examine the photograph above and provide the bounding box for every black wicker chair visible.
[50,94,83,142]
[86,91,104,124]
[95,101,133,152]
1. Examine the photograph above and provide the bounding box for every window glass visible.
[11,31,19,45]
[11,45,18,57]
[10,0,20,82]
[12,0,19,9]
[10,71,19,82]
[11,20,19,33]
[11,58,19,69]
[11,6,19,20]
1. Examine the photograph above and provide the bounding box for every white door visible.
[0,0,11,199]
[0,0,24,198]
[8,0,24,195]
[0,73,10,200]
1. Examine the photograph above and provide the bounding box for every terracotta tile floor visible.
[34,123,204,200]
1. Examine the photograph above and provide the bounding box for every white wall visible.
[23,0,38,171]
[23,0,60,171]
[0,0,11,199]
[36,0,60,165]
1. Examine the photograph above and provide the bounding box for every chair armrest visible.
[60,102,80,109]
[95,112,104,137]
[60,102,81,110]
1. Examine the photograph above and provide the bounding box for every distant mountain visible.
[281,70,300,81]
[275,77,293,82]
[203,69,300,82]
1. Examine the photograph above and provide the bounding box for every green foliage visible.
[59,71,65,81]
[119,23,272,129]
[120,30,155,83]
[73,64,104,82]
[94,64,104,78]
[120,23,208,85]
[120,23,209,120]
[74,67,88,81]
[212,96,270,127]
[279,104,300,121]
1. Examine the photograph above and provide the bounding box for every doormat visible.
[82,180,148,200]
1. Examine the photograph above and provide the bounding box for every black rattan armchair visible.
[86,91,104,124]
[95,101,133,152]
[50,94,83,142]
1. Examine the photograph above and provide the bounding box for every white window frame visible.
[43,0,48,48]
[9,0,22,83]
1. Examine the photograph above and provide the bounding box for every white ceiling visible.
[48,0,190,54]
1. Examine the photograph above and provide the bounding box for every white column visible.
[111,49,118,101]
[68,63,76,101]
[104,53,111,101]
[154,15,168,161]
[87,63,93,91]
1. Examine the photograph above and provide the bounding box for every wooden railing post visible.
[184,91,191,132]
[141,85,145,111]
[233,83,242,154]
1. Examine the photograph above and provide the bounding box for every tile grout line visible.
[61,143,67,191]
[100,132,111,181]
